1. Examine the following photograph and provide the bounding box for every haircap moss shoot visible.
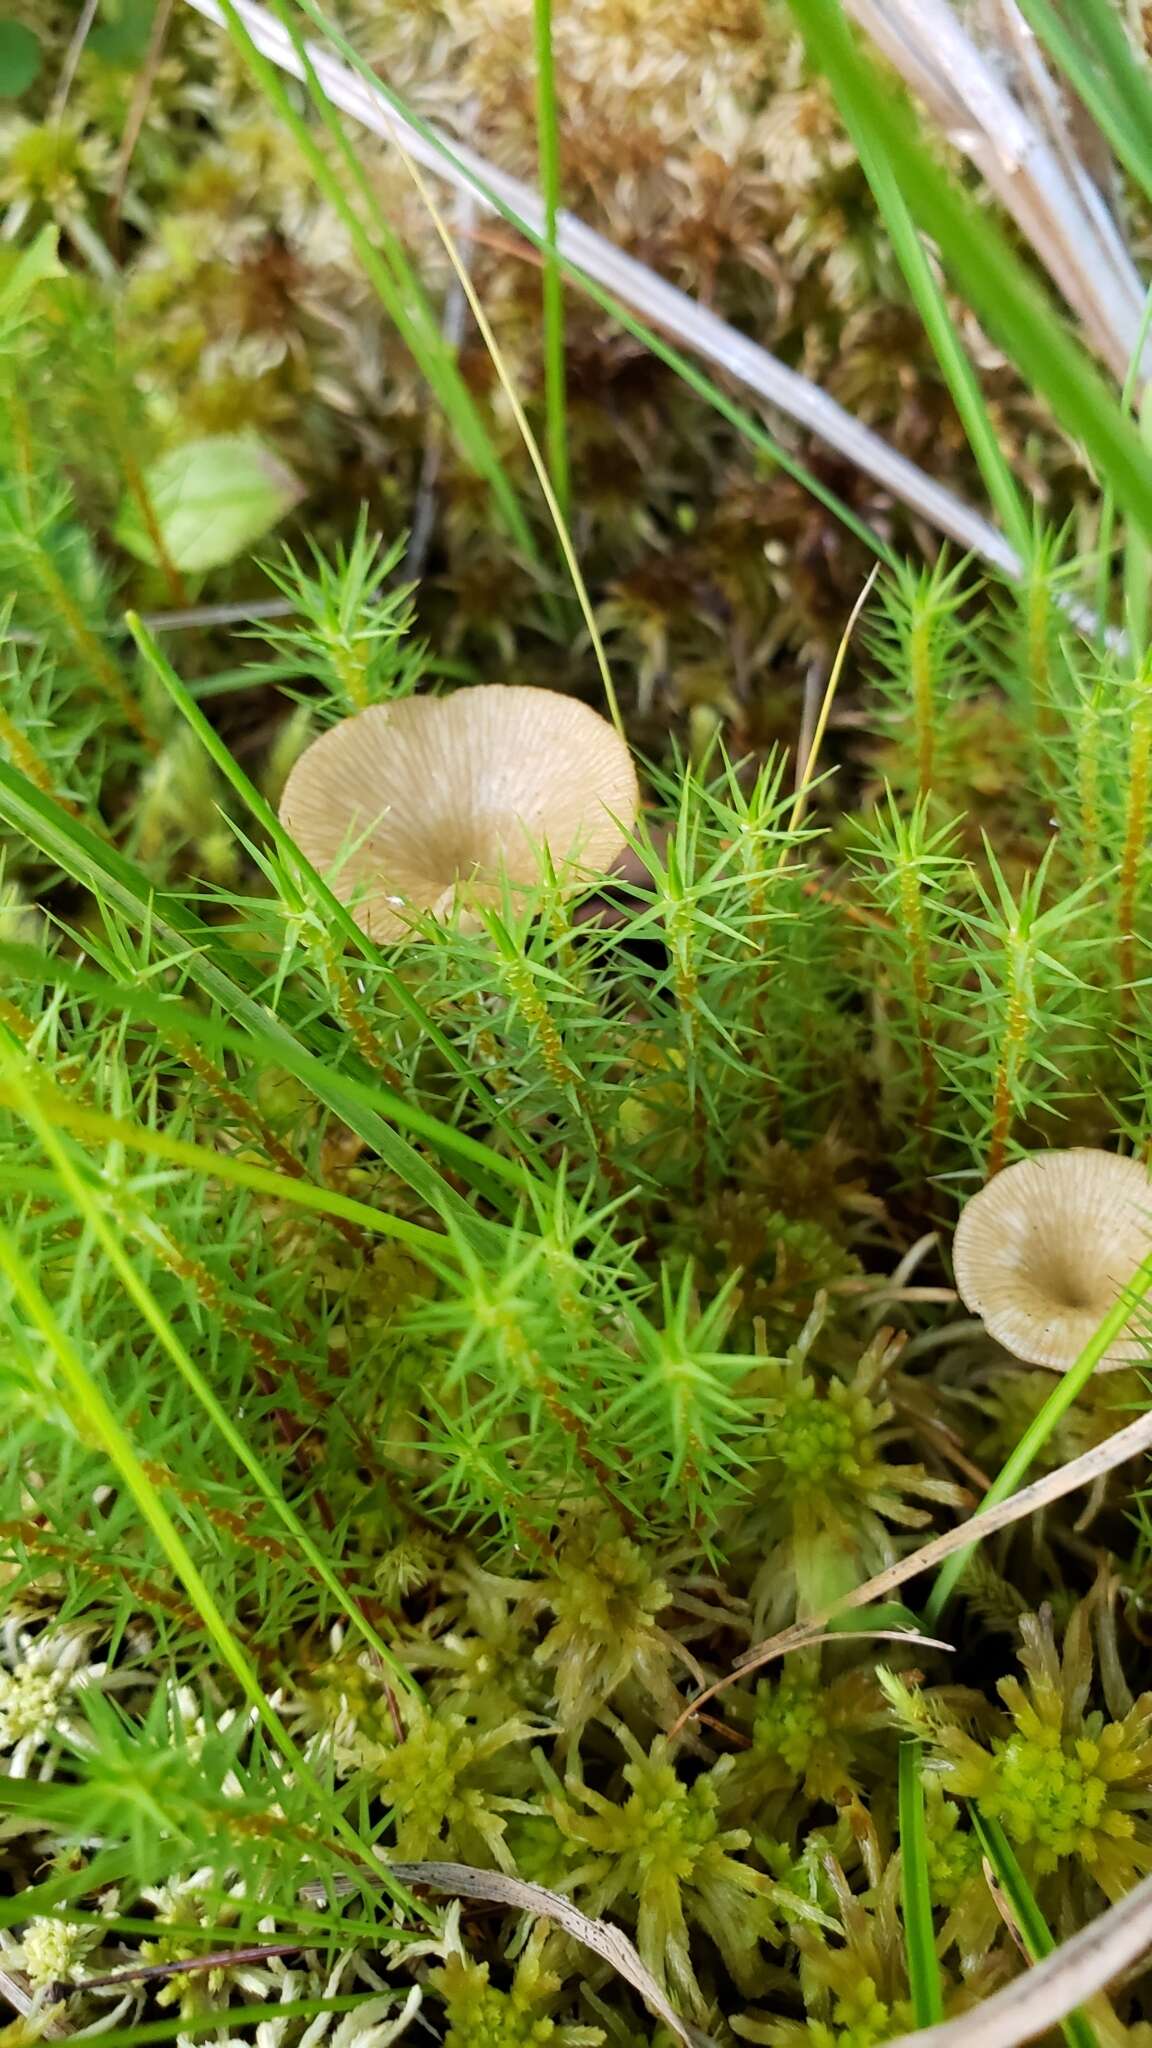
[952,1148,1152,1372]
[279,684,639,943]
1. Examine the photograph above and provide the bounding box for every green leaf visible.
[0,19,42,98]
[114,434,305,573]
[0,225,63,323]
[87,0,158,66]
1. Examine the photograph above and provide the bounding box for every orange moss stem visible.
[898,864,939,1155]
[987,954,1029,1179]
[1118,682,1151,1014]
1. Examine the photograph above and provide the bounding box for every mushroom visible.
[952,1148,1152,1372]
[279,685,638,943]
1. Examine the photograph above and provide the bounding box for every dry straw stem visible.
[669,1395,1152,1733]
[300,1862,716,2048]
[786,562,880,842]
[844,0,1149,385]
[181,0,1027,586]
[885,1864,1152,2047]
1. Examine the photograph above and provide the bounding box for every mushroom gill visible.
[952,1148,1152,1372]
[279,684,639,943]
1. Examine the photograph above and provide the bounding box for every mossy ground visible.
[4,5,1152,2047]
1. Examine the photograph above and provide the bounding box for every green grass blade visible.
[785,0,1152,536]
[0,935,524,1202]
[898,1739,944,2026]
[796,27,1029,553]
[213,0,543,576]
[1,1072,450,1259]
[0,757,517,1242]
[533,0,569,522]
[6,1059,422,1694]
[971,1812,1099,2048]
[1013,0,1152,211]
[0,1190,408,1901]
[52,2000,377,2048]
[271,0,897,569]
[926,1246,1152,1620]
[125,610,547,1176]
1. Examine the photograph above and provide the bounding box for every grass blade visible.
[1012,0,1152,215]
[212,0,543,577]
[971,1812,1099,2048]
[0,756,517,1242]
[532,0,569,522]
[899,1739,944,2026]
[1025,0,1152,196]
[43,1999,380,2047]
[785,0,1152,536]
[0,1072,451,1259]
[0,1186,408,1900]
[0,935,526,1201]
[799,25,1029,554]
[4,1057,422,1694]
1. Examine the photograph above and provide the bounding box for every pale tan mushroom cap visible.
[953,1148,1152,1372]
[279,685,639,942]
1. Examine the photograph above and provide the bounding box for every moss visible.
[930,1605,1152,1899]
[433,1948,603,2047]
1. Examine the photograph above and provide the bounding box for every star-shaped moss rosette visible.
[279,684,639,943]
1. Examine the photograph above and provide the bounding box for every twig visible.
[109,0,177,250]
[76,1945,304,1990]
[669,1397,1152,1732]
[180,0,1029,585]
[52,0,100,115]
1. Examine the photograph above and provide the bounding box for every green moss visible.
[931,1606,1152,1897]
[433,1950,602,2047]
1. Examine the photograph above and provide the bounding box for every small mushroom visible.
[952,1148,1152,1372]
[279,684,638,943]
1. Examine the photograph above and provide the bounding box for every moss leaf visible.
[114,434,305,573]
[0,21,42,99]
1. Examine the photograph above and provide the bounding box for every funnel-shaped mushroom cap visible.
[953,1149,1152,1371]
[279,685,638,942]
